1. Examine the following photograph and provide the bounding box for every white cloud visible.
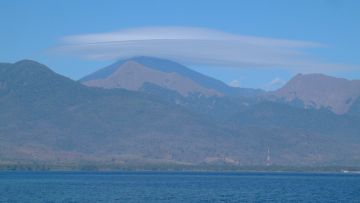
[229,80,241,87]
[54,26,357,72]
[263,77,287,90]
[270,77,286,86]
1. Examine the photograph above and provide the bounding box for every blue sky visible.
[1,0,359,90]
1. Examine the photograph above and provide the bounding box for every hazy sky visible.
[1,0,359,90]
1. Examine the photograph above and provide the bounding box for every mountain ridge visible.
[1,59,360,169]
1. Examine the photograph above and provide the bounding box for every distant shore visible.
[1,163,360,173]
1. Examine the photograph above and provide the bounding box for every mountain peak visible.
[82,59,222,96]
[291,73,350,82]
[272,73,360,114]
[0,59,81,95]
[10,59,55,76]
[80,56,263,97]
[79,56,181,82]
[14,59,41,65]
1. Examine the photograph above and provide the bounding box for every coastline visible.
[1,163,360,174]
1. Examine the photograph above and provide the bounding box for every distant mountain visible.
[0,60,224,165]
[80,56,263,97]
[1,60,360,170]
[269,73,360,114]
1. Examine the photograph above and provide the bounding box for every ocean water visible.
[0,172,359,202]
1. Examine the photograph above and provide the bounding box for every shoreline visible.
[1,168,360,174]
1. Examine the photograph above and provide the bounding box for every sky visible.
[1,0,359,90]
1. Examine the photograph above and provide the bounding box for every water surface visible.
[0,172,359,202]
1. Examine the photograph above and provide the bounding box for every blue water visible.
[0,172,359,202]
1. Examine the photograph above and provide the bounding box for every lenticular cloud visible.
[55,26,353,72]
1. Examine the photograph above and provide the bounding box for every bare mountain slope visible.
[270,73,360,114]
[80,56,263,97]
[83,60,220,96]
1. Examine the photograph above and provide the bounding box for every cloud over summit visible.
[56,27,354,72]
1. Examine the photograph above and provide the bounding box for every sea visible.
[0,172,359,202]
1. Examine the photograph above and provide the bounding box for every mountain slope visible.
[0,60,228,165]
[1,60,360,169]
[80,56,263,97]
[82,60,221,96]
[269,73,360,114]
